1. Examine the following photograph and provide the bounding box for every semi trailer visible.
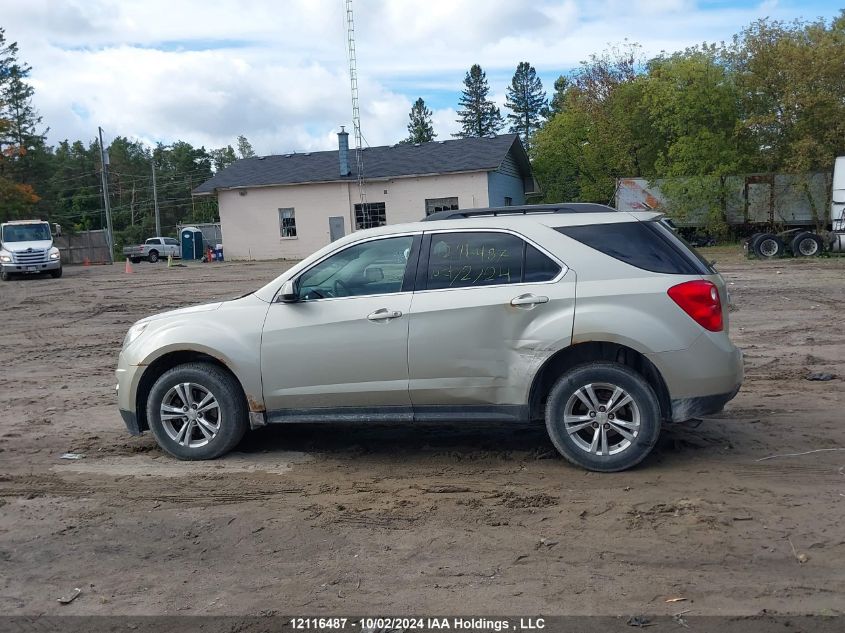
[616,157,845,258]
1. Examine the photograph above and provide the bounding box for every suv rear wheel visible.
[146,362,248,460]
[545,362,661,472]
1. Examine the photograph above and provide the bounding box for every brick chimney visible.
[338,127,350,176]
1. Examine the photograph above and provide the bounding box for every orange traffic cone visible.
[124,257,134,274]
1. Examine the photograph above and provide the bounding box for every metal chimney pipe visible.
[338,126,350,176]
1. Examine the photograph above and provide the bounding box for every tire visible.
[0,271,10,281]
[147,250,159,263]
[544,362,662,472]
[752,233,785,258]
[747,233,764,256]
[130,257,141,264]
[50,266,63,279]
[146,362,248,460]
[790,231,823,257]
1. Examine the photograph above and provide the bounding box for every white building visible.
[192,132,537,260]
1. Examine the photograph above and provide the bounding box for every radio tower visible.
[344,0,367,213]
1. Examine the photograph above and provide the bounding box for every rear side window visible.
[556,221,712,275]
[425,232,561,290]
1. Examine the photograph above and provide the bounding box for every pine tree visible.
[454,64,504,138]
[504,62,547,152]
[236,134,256,158]
[404,98,436,143]
[548,75,569,117]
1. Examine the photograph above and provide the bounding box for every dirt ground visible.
[0,249,843,618]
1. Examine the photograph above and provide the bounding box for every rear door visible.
[407,229,576,411]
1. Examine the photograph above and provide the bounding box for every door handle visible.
[510,293,549,307]
[367,308,403,321]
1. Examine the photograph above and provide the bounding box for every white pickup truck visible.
[123,237,181,263]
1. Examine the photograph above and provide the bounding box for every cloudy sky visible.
[2,0,840,155]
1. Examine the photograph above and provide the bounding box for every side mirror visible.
[277,279,299,303]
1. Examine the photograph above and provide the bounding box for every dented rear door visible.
[407,229,576,409]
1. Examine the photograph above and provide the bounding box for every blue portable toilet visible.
[180,227,204,260]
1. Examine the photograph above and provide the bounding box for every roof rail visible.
[421,203,617,222]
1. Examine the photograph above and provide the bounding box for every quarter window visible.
[279,208,297,238]
[556,221,712,275]
[298,235,414,300]
[354,202,387,229]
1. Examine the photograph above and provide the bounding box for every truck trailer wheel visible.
[753,233,785,258]
[790,232,823,257]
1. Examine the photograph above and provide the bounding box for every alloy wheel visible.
[563,382,641,456]
[159,382,221,448]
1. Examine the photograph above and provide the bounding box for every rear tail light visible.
[667,280,723,332]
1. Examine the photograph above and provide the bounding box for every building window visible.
[504,196,513,206]
[425,197,459,216]
[354,202,387,230]
[279,208,297,238]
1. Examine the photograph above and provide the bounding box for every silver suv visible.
[116,204,743,472]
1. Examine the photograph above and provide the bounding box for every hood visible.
[1,239,53,252]
[140,301,223,324]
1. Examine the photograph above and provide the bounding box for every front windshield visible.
[1,223,51,242]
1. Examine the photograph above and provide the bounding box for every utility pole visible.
[151,159,161,236]
[97,126,115,264]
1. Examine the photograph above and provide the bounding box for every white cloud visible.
[1,0,828,156]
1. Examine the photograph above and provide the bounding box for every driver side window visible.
[298,235,415,300]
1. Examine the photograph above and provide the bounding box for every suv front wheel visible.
[146,362,248,460]
[545,362,661,472]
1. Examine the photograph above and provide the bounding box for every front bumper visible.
[116,351,146,434]
[119,408,142,435]
[1,259,61,273]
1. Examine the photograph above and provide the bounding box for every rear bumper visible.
[670,384,741,422]
[1,260,60,273]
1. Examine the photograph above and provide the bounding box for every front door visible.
[261,234,419,414]
[329,216,345,241]
[407,230,575,409]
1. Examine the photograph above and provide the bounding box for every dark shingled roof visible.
[193,134,528,195]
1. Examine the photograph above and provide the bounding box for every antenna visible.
[344,0,368,217]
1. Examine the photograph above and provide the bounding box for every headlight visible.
[122,322,149,349]
[49,249,60,260]
[0,255,10,263]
